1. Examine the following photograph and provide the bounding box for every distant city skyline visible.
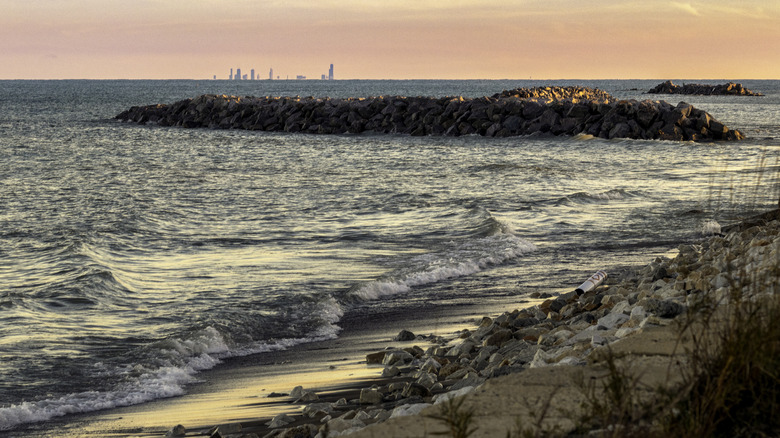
[226,64,334,80]
[1,1,779,79]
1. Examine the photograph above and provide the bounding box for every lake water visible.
[1,79,778,432]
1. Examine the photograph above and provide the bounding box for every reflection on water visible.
[0,79,778,432]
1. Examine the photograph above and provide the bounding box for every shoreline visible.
[19,296,543,437]
[200,209,779,438]
[16,210,780,437]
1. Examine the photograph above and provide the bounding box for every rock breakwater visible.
[647,80,763,96]
[115,86,744,141]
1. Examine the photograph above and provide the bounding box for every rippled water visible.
[1,79,778,431]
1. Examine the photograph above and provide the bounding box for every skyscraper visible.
[251,69,255,80]
[328,64,334,81]
[269,68,273,80]
[230,68,233,80]
[236,68,242,80]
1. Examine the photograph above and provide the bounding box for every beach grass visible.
[567,160,780,438]
[425,397,478,438]
[662,268,780,436]
[567,278,780,438]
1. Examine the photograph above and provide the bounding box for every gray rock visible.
[359,388,384,405]
[393,329,416,342]
[208,423,241,437]
[165,424,186,437]
[645,298,686,318]
[354,410,372,422]
[382,350,414,365]
[629,305,647,322]
[445,367,473,381]
[483,329,513,347]
[382,365,401,377]
[419,357,442,373]
[278,424,318,438]
[447,340,476,357]
[289,385,305,399]
[333,397,349,407]
[386,382,406,394]
[608,122,631,139]
[450,375,485,391]
[611,301,633,315]
[267,414,295,428]
[302,402,333,417]
[401,382,431,398]
[365,351,386,364]
[296,391,319,403]
[326,417,361,434]
[596,312,629,330]
[416,372,438,389]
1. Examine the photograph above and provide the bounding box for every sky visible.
[1,0,778,80]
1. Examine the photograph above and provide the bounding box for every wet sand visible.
[11,245,697,437]
[23,296,545,437]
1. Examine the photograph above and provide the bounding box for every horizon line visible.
[0,77,777,81]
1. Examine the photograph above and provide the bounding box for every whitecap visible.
[350,234,536,301]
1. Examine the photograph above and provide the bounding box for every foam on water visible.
[350,233,537,301]
[0,298,346,431]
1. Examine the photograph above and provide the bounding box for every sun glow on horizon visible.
[1,0,778,80]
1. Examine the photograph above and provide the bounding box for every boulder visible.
[165,424,186,437]
[302,402,333,417]
[382,365,401,377]
[596,312,629,330]
[401,382,432,398]
[366,351,386,364]
[278,424,318,438]
[643,298,686,318]
[383,349,414,365]
[483,329,513,347]
[208,423,241,437]
[393,330,416,342]
[296,391,319,403]
[267,414,295,429]
[359,388,384,405]
[289,386,305,399]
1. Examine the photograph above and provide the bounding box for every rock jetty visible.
[115,86,744,141]
[183,210,779,438]
[647,80,763,96]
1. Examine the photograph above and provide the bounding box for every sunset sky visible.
[2,0,778,80]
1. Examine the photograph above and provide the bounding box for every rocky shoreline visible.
[647,80,763,96]
[116,86,744,141]
[164,210,780,438]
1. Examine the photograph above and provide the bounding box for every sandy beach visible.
[32,209,777,438]
[29,295,541,437]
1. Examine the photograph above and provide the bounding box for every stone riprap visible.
[647,80,763,96]
[490,86,614,101]
[191,211,779,438]
[115,86,744,141]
